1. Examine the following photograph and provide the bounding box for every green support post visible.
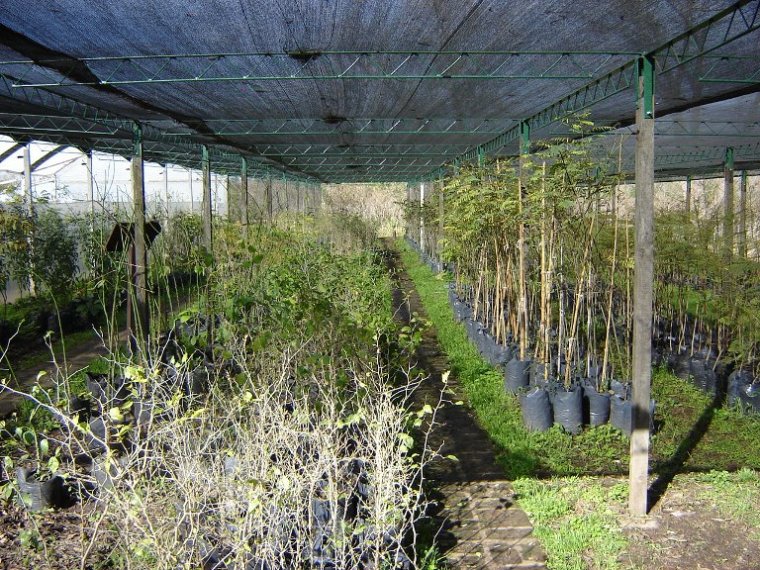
[630,55,655,517]
[520,120,531,156]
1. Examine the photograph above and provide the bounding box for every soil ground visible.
[621,473,760,570]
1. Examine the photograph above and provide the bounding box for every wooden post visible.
[419,182,425,253]
[188,168,194,213]
[738,170,747,258]
[131,122,149,354]
[87,149,95,219]
[163,162,170,230]
[518,121,530,361]
[406,182,412,239]
[201,145,213,251]
[240,157,249,229]
[438,176,445,256]
[23,143,36,296]
[629,55,655,517]
[685,175,691,218]
[268,174,274,221]
[723,148,734,261]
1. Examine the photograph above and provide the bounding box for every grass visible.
[398,240,760,477]
[512,477,628,570]
[691,467,760,536]
[397,240,760,569]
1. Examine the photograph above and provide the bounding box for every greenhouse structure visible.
[0,2,759,569]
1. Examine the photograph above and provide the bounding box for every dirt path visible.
[0,330,125,417]
[386,245,547,570]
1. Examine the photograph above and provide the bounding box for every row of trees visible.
[409,122,760,384]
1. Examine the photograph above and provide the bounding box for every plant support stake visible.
[629,55,655,517]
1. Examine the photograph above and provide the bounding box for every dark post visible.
[685,175,691,218]
[265,173,273,222]
[723,147,735,260]
[629,55,655,517]
[201,144,213,251]
[419,182,425,253]
[738,170,747,258]
[131,122,149,354]
[23,143,36,296]
[240,157,249,230]
[438,175,445,255]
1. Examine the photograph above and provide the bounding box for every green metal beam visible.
[5,50,639,87]
[600,119,760,138]
[655,1,760,74]
[204,118,516,136]
[438,0,760,178]
[697,55,760,84]
[0,112,118,135]
[0,72,313,178]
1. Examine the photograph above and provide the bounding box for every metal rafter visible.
[254,143,473,157]
[655,1,760,74]
[0,72,319,179]
[0,112,119,135]
[2,51,640,87]
[698,55,760,84]
[596,119,760,138]
[204,117,516,136]
[444,0,760,177]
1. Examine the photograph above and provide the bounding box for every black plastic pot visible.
[505,357,532,394]
[519,387,553,432]
[16,467,72,511]
[687,358,720,395]
[610,379,630,399]
[530,361,553,386]
[583,384,611,427]
[185,367,209,401]
[553,385,583,434]
[86,373,131,409]
[610,395,631,435]
[489,342,514,367]
[85,416,108,453]
[610,396,656,436]
[727,370,760,415]
[91,457,118,491]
